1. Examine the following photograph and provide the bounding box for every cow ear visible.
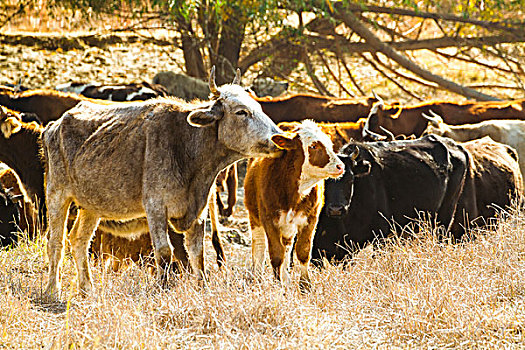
[353,160,371,177]
[187,100,224,127]
[1,117,22,138]
[271,134,297,150]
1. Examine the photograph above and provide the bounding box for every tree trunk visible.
[214,15,246,85]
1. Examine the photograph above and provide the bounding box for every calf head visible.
[324,145,371,217]
[187,67,282,158]
[272,120,345,194]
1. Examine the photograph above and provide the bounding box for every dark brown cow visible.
[452,137,523,239]
[55,82,168,101]
[0,88,112,124]
[254,93,378,123]
[244,120,344,289]
[369,96,525,137]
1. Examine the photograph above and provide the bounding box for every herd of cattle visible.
[1,67,525,297]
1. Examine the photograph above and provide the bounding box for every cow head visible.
[324,145,371,217]
[250,77,289,97]
[187,66,282,157]
[273,120,344,194]
[422,110,448,136]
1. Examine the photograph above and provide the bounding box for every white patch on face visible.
[276,209,309,241]
[126,87,157,101]
[295,120,343,196]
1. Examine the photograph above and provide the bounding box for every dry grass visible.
[1,209,524,349]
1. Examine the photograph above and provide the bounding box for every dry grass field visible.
[1,5,525,349]
[1,208,524,348]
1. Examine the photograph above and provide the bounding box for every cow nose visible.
[327,204,345,217]
[336,163,344,173]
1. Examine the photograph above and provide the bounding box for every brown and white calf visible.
[244,120,344,289]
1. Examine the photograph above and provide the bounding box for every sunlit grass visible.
[1,208,524,348]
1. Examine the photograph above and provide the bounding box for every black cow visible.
[55,82,168,101]
[0,186,21,247]
[312,135,470,264]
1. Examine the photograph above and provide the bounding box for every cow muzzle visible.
[326,204,347,217]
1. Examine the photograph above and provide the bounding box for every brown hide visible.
[0,89,113,124]
[372,99,525,137]
[452,137,523,239]
[255,94,377,123]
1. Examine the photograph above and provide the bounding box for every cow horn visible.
[428,109,443,121]
[422,110,442,126]
[364,127,387,141]
[232,68,242,85]
[209,66,220,98]
[372,90,384,105]
[362,112,387,141]
[379,126,395,141]
[350,146,360,161]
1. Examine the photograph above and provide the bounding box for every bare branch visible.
[342,3,524,35]
[302,49,334,97]
[317,50,355,97]
[331,5,502,101]
[361,53,423,100]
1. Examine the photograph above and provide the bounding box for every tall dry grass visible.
[1,208,524,349]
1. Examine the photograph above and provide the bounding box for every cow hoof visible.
[298,279,312,294]
[78,283,93,297]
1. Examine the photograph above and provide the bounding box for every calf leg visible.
[250,225,267,277]
[223,164,238,217]
[209,191,225,267]
[167,226,190,272]
[295,222,317,291]
[69,209,99,296]
[45,191,72,299]
[266,229,286,283]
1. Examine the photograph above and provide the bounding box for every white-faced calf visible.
[244,120,344,290]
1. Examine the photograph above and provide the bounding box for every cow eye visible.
[236,110,248,117]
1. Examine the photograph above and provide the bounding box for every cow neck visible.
[2,127,45,201]
[180,125,242,219]
[272,147,307,209]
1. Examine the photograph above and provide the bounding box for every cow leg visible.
[250,225,267,277]
[69,209,99,296]
[209,191,225,267]
[144,205,172,285]
[223,164,238,217]
[184,220,206,279]
[44,191,72,299]
[295,223,316,292]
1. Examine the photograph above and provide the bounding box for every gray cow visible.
[42,68,282,298]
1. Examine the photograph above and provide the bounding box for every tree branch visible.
[330,5,501,101]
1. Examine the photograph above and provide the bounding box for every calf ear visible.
[271,134,297,150]
[187,100,224,127]
[1,117,22,139]
[353,160,371,177]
